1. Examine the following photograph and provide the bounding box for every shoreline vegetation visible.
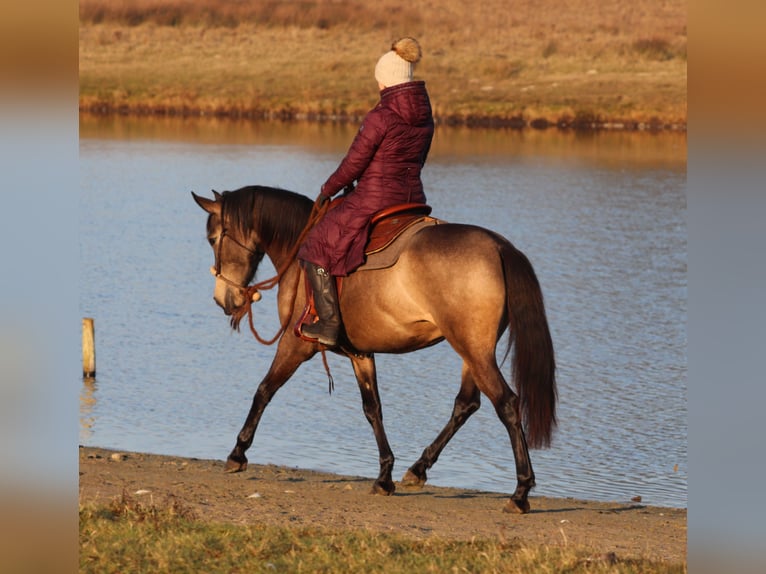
[79,0,687,131]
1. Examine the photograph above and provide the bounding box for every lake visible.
[79,114,687,508]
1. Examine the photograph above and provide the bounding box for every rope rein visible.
[224,194,335,392]
[229,197,329,343]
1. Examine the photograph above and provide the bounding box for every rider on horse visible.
[296,37,435,347]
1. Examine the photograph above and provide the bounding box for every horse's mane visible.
[222,185,314,251]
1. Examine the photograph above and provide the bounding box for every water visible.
[79,116,687,508]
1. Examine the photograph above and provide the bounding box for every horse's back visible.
[398,222,511,307]
[404,222,510,266]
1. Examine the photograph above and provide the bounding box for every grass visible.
[79,0,686,129]
[79,492,686,573]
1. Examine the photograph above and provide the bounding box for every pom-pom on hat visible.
[374,37,422,88]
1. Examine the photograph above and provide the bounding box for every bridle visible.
[211,226,262,297]
[210,192,330,347]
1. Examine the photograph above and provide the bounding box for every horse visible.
[192,185,556,514]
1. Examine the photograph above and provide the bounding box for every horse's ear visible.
[191,191,220,215]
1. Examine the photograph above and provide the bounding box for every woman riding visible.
[297,37,435,347]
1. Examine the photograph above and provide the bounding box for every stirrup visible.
[301,320,339,347]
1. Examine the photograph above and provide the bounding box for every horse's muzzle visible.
[214,296,232,316]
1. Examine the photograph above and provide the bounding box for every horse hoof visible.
[400,469,426,488]
[370,481,395,496]
[224,457,248,473]
[503,498,530,514]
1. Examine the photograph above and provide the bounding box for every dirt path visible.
[79,446,686,565]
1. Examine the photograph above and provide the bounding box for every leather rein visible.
[219,196,329,345]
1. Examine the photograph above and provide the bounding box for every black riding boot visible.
[301,261,341,346]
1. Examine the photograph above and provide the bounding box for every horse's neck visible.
[266,247,300,286]
[268,253,303,316]
[266,250,301,297]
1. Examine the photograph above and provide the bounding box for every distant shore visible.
[79,0,686,132]
[79,103,686,132]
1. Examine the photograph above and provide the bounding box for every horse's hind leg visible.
[477,362,535,514]
[349,353,396,495]
[401,363,481,488]
[401,355,535,513]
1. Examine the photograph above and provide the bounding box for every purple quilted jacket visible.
[297,80,434,276]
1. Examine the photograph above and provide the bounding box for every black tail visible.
[501,242,557,448]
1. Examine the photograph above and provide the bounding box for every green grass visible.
[80,493,686,573]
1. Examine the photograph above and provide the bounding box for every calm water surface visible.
[79,116,687,508]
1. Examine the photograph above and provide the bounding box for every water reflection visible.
[79,113,686,168]
[79,116,686,508]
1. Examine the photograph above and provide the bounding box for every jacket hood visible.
[379,81,432,127]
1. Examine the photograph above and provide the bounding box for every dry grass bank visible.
[79,447,687,572]
[81,497,685,573]
[79,0,687,129]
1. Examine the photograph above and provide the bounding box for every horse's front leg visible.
[349,353,396,495]
[225,338,315,473]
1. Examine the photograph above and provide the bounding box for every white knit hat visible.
[374,37,422,88]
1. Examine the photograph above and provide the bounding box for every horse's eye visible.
[208,237,216,247]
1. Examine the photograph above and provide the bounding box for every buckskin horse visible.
[192,185,556,513]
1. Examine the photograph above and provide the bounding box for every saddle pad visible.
[358,217,442,272]
[365,212,430,255]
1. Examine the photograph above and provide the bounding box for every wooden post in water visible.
[82,318,96,379]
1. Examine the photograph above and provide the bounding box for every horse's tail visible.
[500,241,557,449]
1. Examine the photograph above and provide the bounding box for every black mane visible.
[222,185,313,251]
